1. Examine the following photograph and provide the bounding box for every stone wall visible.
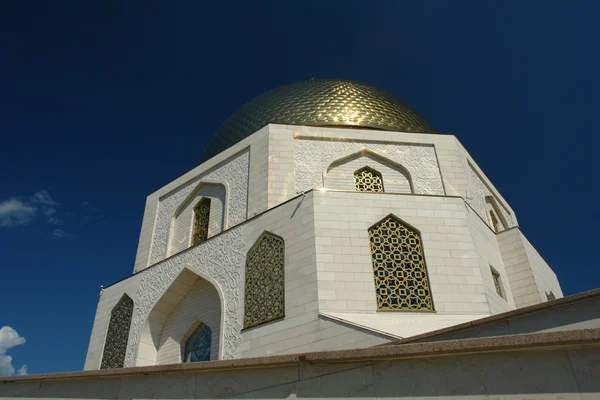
[498,228,561,308]
[5,331,599,400]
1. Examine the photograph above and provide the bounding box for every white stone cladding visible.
[133,126,270,272]
[522,234,563,301]
[86,192,393,370]
[293,137,443,195]
[148,149,249,265]
[313,191,475,314]
[89,123,563,370]
[325,152,412,193]
[168,183,225,256]
[465,210,515,314]
[155,277,221,364]
[498,228,562,308]
[467,162,514,229]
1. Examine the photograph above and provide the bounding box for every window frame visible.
[191,197,211,246]
[243,231,286,329]
[368,214,435,312]
[490,266,505,299]
[183,323,212,363]
[100,294,134,369]
[354,166,385,193]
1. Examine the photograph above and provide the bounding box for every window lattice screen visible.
[192,198,211,246]
[368,216,433,311]
[244,232,285,328]
[100,295,134,369]
[183,323,212,362]
[354,167,384,192]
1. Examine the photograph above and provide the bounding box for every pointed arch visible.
[244,231,285,329]
[368,214,434,312]
[136,268,224,366]
[485,196,508,232]
[192,197,211,245]
[324,148,413,193]
[354,166,384,192]
[101,294,134,369]
[182,322,213,362]
[167,181,227,256]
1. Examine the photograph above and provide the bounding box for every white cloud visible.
[31,191,58,223]
[47,216,61,225]
[0,326,27,377]
[51,228,66,240]
[0,190,64,228]
[0,199,36,227]
[31,190,57,207]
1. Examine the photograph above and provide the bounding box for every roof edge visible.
[378,287,600,346]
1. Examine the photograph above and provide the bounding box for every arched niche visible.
[324,149,413,193]
[485,195,509,232]
[135,267,224,366]
[167,182,227,256]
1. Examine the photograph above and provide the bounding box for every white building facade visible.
[84,80,562,371]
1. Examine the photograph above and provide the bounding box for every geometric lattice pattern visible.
[354,166,384,193]
[100,294,134,369]
[184,323,212,362]
[192,197,211,246]
[243,232,285,329]
[490,267,504,299]
[368,216,433,311]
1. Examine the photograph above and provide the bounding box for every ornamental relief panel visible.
[294,139,444,195]
[126,226,245,366]
[149,150,249,265]
[467,164,514,229]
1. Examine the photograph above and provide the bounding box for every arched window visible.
[368,215,434,311]
[490,266,505,299]
[354,166,384,193]
[489,210,500,232]
[244,232,285,329]
[484,196,507,232]
[192,198,211,246]
[101,294,134,369]
[183,323,212,362]
[546,291,556,301]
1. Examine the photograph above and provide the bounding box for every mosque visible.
[2,79,598,399]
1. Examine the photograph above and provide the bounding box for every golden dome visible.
[203,79,436,160]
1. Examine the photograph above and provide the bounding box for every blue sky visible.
[0,1,598,375]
